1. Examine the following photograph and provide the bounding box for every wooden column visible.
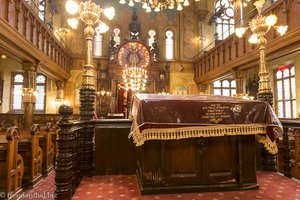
[234,70,246,95]
[22,62,37,129]
[56,81,65,101]
[55,104,74,200]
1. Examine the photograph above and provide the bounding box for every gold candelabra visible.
[119,0,200,12]
[235,0,287,105]
[65,0,115,89]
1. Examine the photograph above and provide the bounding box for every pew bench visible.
[39,123,55,176]
[0,127,24,200]
[18,124,43,188]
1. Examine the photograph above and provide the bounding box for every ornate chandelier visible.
[119,0,200,12]
[122,65,148,92]
[118,41,150,92]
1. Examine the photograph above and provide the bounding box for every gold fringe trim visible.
[256,135,278,154]
[132,123,265,144]
[131,121,278,154]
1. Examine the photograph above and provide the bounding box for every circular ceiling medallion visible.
[117,41,150,67]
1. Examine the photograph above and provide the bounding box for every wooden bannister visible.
[0,0,71,79]
[194,0,300,84]
[278,119,300,178]
[55,105,87,200]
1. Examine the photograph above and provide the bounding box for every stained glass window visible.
[215,0,234,41]
[12,74,24,110]
[35,75,46,111]
[165,30,174,60]
[275,65,297,118]
[113,28,121,46]
[213,80,236,97]
[148,30,156,47]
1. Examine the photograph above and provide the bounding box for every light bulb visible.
[65,0,79,15]
[248,34,258,44]
[67,18,78,29]
[177,4,183,10]
[235,27,247,38]
[146,6,151,12]
[119,0,126,4]
[266,14,278,26]
[276,25,288,36]
[168,3,175,9]
[128,0,134,6]
[183,0,190,6]
[104,7,115,20]
[142,2,148,9]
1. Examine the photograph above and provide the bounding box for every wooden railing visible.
[0,0,71,78]
[278,119,300,178]
[0,113,80,129]
[194,0,300,84]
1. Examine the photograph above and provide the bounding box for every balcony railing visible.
[194,0,300,84]
[0,0,72,75]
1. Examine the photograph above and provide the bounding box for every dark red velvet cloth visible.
[131,94,282,135]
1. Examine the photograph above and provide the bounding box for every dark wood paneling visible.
[137,135,257,195]
[94,119,136,175]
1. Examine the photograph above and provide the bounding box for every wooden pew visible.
[291,129,300,178]
[50,123,58,165]
[18,124,43,188]
[0,126,24,200]
[39,123,55,175]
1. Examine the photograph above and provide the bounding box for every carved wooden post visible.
[22,62,37,128]
[55,104,74,200]
[29,14,34,43]
[21,6,28,37]
[13,0,21,30]
[0,0,9,21]
[282,127,292,177]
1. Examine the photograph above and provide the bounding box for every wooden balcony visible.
[0,0,71,80]
[194,0,300,84]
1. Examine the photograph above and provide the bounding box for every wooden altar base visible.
[136,173,259,195]
[136,135,259,195]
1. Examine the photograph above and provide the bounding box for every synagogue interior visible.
[0,0,300,199]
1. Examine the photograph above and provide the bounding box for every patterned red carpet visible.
[22,171,300,200]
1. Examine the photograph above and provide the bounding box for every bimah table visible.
[129,94,281,195]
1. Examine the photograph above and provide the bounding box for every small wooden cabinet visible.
[94,119,136,175]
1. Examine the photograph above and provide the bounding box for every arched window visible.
[215,0,234,41]
[35,74,46,111]
[113,28,121,46]
[93,30,103,57]
[39,0,46,21]
[275,65,296,118]
[165,30,174,60]
[12,74,24,110]
[148,30,156,47]
[213,80,236,96]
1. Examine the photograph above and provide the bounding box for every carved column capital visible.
[196,9,209,21]
[56,80,65,90]
[198,84,207,94]
[22,62,37,72]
